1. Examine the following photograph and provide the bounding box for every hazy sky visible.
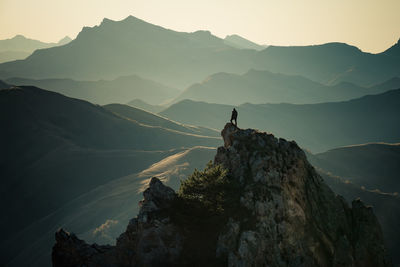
[1,0,399,53]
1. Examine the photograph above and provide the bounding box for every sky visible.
[0,0,399,53]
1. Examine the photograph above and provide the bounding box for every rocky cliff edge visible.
[52,123,391,266]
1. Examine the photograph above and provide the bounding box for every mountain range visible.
[173,69,400,105]
[0,16,255,88]
[161,88,400,152]
[0,35,71,63]
[0,16,398,89]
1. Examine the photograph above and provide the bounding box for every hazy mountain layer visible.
[161,89,400,152]
[0,35,71,63]
[254,42,400,86]
[6,75,178,105]
[126,98,166,113]
[0,50,31,63]
[1,16,398,88]
[174,69,400,105]
[0,16,255,88]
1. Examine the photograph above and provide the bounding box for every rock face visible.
[52,123,391,266]
[52,178,182,266]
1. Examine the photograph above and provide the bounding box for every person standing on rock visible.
[230,108,238,127]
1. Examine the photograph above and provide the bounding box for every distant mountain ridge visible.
[0,16,255,88]
[0,35,71,63]
[173,69,400,105]
[6,74,179,105]
[0,16,398,88]
[254,42,400,86]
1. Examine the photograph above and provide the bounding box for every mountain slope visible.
[174,69,379,105]
[0,16,255,88]
[2,146,216,267]
[126,98,166,113]
[6,74,179,105]
[161,89,400,152]
[381,38,400,58]
[0,86,219,265]
[104,103,219,137]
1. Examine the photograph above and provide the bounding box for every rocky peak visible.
[52,123,391,266]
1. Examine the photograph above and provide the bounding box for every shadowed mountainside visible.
[306,148,400,265]
[2,146,216,267]
[0,86,220,266]
[6,75,179,105]
[161,89,400,152]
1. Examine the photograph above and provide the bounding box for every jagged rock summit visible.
[52,123,391,266]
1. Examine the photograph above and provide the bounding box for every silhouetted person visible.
[230,108,238,127]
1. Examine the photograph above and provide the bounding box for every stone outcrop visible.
[52,123,391,266]
[52,178,182,266]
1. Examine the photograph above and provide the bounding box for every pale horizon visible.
[1,0,400,53]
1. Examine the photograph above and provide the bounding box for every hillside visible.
[6,74,179,105]
[308,143,400,193]
[0,16,255,88]
[174,69,387,105]
[0,86,219,266]
[161,89,400,152]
